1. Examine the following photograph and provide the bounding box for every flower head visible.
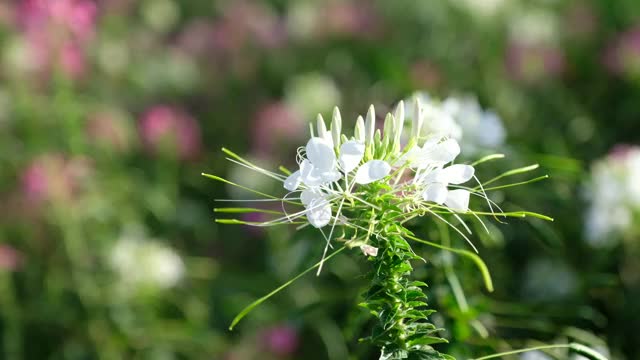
[109,234,185,295]
[585,145,640,246]
[207,97,551,355]
[139,105,202,161]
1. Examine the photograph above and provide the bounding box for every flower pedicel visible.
[204,97,606,360]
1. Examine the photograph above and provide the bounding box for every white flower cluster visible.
[406,92,506,155]
[585,146,640,246]
[109,235,185,294]
[283,99,478,231]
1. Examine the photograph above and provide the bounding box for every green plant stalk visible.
[54,207,121,359]
[0,272,22,360]
[356,193,453,360]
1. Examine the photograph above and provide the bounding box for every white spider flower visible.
[207,100,549,269]
[205,98,552,336]
[284,136,391,228]
[585,146,640,246]
[109,235,184,295]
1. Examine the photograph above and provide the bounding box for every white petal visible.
[306,137,336,171]
[301,189,323,206]
[339,140,365,173]
[421,168,443,184]
[360,245,379,257]
[427,139,461,164]
[284,170,301,191]
[319,169,342,183]
[300,160,322,187]
[423,182,448,204]
[354,160,391,184]
[445,189,470,212]
[306,198,332,228]
[441,164,475,184]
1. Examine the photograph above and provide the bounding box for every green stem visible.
[54,207,119,359]
[0,272,22,360]
[473,343,608,360]
[405,234,494,292]
[229,246,347,330]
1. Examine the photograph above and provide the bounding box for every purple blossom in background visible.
[241,212,268,237]
[261,325,299,357]
[86,109,133,152]
[139,105,202,161]
[15,0,97,80]
[505,42,565,84]
[0,245,23,271]
[212,0,286,53]
[251,102,304,157]
[59,42,86,79]
[410,60,443,90]
[604,25,640,77]
[21,154,92,205]
[177,20,218,58]
[324,1,380,39]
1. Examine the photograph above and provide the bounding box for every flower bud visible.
[411,96,423,140]
[394,100,404,144]
[331,106,342,148]
[355,115,365,142]
[365,105,375,146]
[316,114,328,137]
[383,113,394,151]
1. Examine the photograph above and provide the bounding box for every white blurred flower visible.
[404,92,462,141]
[286,1,318,40]
[585,146,640,246]
[451,0,508,18]
[110,235,184,293]
[285,73,341,119]
[520,350,553,360]
[141,0,180,33]
[508,8,559,45]
[404,92,506,155]
[443,96,506,153]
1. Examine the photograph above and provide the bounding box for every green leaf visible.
[406,336,448,347]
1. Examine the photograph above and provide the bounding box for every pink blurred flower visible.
[177,20,218,58]
[139,105,202,161]
[0,3,15,27]
[18,0,97,41]
[212,1,286,53]
[505,42,565,84]
[52,0,97,40]
[21,154,92,205]
[86,109,133,152]
[241,212,268,237]
[604,25,640,77]
[251,102,305,156]
[0,245,23,271]
[410,60,443,90]
[14,0,97,81]
[609,144,635,162]
[60,42,87,79]
[325,1,381,39]
[261,325,299,357]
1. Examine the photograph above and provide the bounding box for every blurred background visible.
[1,0,639,359]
